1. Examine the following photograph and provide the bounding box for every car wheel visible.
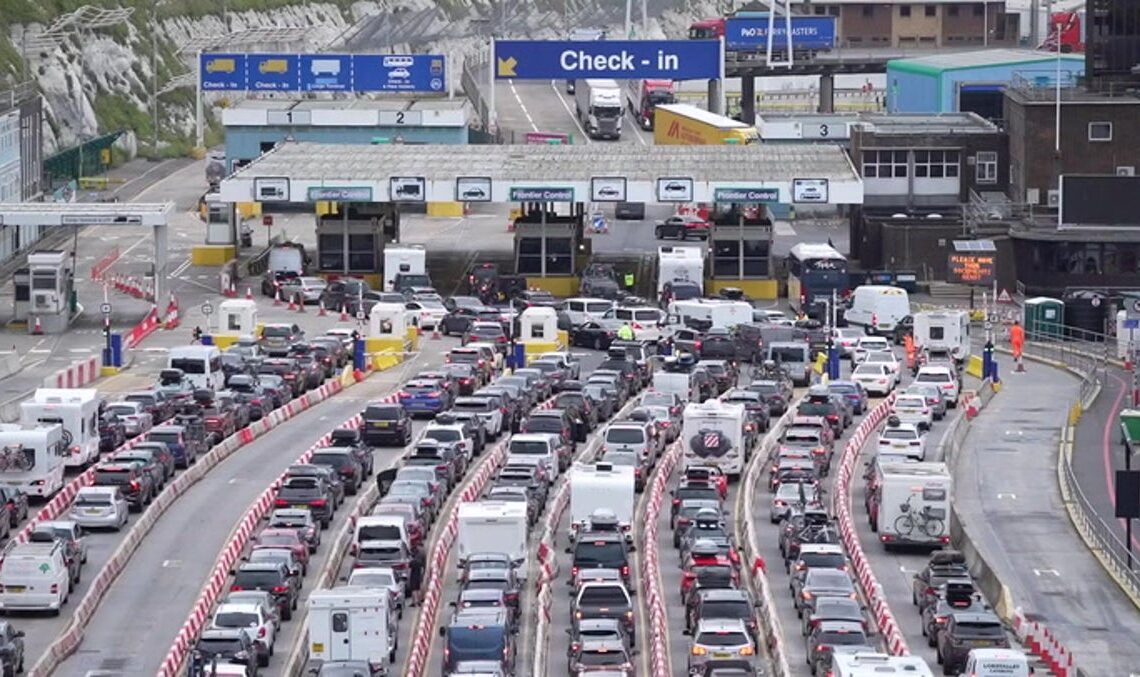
[282,605,293,621]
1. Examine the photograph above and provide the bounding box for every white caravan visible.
[913,310,970,361]
[681,400,749,479]
[657,245,704,295]
[0,423,66,497]
[667,299,752,329]
[20,388,101,468]
[383,246,427,292]
[568,461,635,542]
[456,500,529,580]
[308,587,397,673]
[873,461,951,548]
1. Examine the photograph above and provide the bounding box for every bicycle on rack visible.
[750,358,789,382]
[893,495,945,538]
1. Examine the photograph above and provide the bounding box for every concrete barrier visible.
[27,369,360,677]
[42,355,102,389]
[642,440,681,677]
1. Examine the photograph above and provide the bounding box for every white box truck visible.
[574,79,623,140]
[20,389,102,468]
[913,310,970,362]
[871,461,951,548]
[383,245,427,292]
[456,501,529,580]
[568,461,635,542]
[308,587,396,673]
[657,245,704,295]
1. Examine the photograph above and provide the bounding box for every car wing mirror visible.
[438,626,446,638]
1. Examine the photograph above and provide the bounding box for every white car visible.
[914,366,960,408]
[347,566,406,617]
[851,363,895,396]
[104,400,153,437]
[422,421,475,462]
[389,67,411,79]
[876,420,927,461]
[891,394,933,431]
[209,602,278,667]
[406,300,448,330]
[69,486,128,531]
[863,351,902,385]
[851,336,892,365]
[467,342,505,372]
[831,328,863,357]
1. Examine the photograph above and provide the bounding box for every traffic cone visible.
[287,294,296,311]
[340,305,349,322]
[245,287,253,300]
[273,287,282,307]
[431,325,442,340]
[318,301,327,317]
[31,317,43,335]
[296,295,306,313]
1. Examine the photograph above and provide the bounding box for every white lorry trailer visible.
[574,79,623,140]
[567,461,635,542]
[871,461,951,549]
[383,245,427,292]
[657,245,704,295]
[456,500,529,580]
[20,388,101,468]
[308,587,397,673]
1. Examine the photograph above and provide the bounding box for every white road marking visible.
[775,222,797,236]
[162,559,182,567]
[550,80,591,143]
[1033,568,1060,577]
[68,348,93,353]
[120,235,152,259]
[997,492,1017,499]
[28,349,51,354]
[508,80,539,132]
[171,259,192,277]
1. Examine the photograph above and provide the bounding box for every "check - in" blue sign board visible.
[199,53,447,93]
[493,40,721,80]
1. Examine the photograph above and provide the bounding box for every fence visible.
[1017,332,1110,405]
[460,54,520,144]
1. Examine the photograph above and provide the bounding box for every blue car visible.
[828,380,869,415]
[398,379,452,417]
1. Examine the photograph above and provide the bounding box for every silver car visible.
[904,383,947,420]
[34,520,89,564]
[69,486,128,530]
[686,618,756,672]
[279,276,327,305]
[347,566,407,617]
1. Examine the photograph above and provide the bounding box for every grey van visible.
[766,342,813,387]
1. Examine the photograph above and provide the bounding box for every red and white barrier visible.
[43,355,101,389]
[164,296,181,330]
[643,440,682,677]
[832,394,910,657]
[108,273,155,303]
[124,307,161,349]
[1013,608,1074,677]
[90,247,120,282]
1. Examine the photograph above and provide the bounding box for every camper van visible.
[668,299,752,330]
[308,587,397,672]
[457,501,528,580]
[657,246,704,295]
[913,310,970,362]
[167,345,224,391]
[845,286,911,335]
[383,246,428,292]
[20,389,101,468]
[0,423,67,497]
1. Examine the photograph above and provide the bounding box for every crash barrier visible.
[158,373,376,677]
[124,306,162,349]
[89,246,120,282]
[107,272,155,303]
[30,371,359,677]
[531,483,571,677]
[737,408,797,677]
[42,355,101,389]
[832,395,910,656]
[403,439,510,677]
[643,440,682,677]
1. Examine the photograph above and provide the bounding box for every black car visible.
[309,448,365,495]
[275,476,335,528]
[231,561,300,621]
[191,628,259,676]
[361,403,413,447]
[699,328,739,361]
[328,427,376,477]
[744,380,790,416]
[569,321,617,351]
[112,445,174,489]
[0,622,24,676]
[319,278,372,313]
[93,463,154,512]
[567,533,634,588]
[98,414,127,452]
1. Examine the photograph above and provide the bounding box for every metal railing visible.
[1017,333,1109,404]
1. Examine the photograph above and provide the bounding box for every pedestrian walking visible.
[1010,320,1026,371]
[190,326,202,344]
[408,547,426,605]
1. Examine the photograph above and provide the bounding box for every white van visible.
[562,297,616,326]
[845,285,911,335]
[962,649,1032,677]
[667,299,752,330]
[352,515,410,556]
[507,434,559,479]
[652,371,700,403]
[167,345,224,391]
[267,246,304,276]
[0,541,71,613]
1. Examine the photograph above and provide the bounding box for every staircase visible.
[927,281,973,301]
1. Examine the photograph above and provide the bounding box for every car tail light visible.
[392,561,409,570]
[258,626,267,638]
[810,619,821,628]
[621,565,630,577]
[740,647,755,656]
[826,415,838,423]
[501,407,509,414]
[634,468,642,476]
[284,373,296,380]
[271,585,290,594]
[496,336,507,343]
[694,340,702,350]
[936,616,948,625]
[310,499,327,507]
[398,392,412,399]
[692,646,707,656]
[802,591,813,600]
[505,591,518,603]
[230,585,244,591]
[436,464,449,471]
[129,480,140,491]
[477,359,485,367]
[571,566,579,578]
[274,499,289,507]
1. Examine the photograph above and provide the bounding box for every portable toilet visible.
[212,299,259,348]
[1022,297,1064,340]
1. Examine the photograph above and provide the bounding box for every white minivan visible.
[562,297,616,326]
[962,648,1033,676]
[0,541,71,613]
[844,285,911,335]
[353,515,410,556]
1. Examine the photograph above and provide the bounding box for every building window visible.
[862,5,873,16]
[973,3,984,15]
[975,151,998,184]
[925,4,936,16]
[949,5,959,15]
[900,5,911,17]
[828,6,839,16]
[862,150,909,178]
[913,149,961,179]
[1088,122,1113,141]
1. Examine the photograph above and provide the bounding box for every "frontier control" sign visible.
[509,187,575,202]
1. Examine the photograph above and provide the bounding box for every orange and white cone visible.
[31,317,43,335]
[273,287,282,307]
[318,301,327,317]
[340,305,349,322]
[287,294,296,311]
[245,287,253,300]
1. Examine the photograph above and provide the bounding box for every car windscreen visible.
[954,621,1005,638]
[818,629,869,645]
[769,347,808,363]
[310,453,350,466]
[447,627,505,653]
[364,406,402,420]
[449,352,480,364]
[358,524,401,541]
[359,546,403,560]
[262,326,292,338]
[696,630,749,646]
[578,586,629,606]
[880,429,917,440]
[701,600,751,619]
[605,428,645,444]
[800,552,845,568]
[829,384,857,394]
[197,638,244,654]
[214,611,260,628]
[573,541,626,566]
[454,400,493,412]
[94,469,133,485]
[425,429,462,442]
[169,358,206,374]
[808,571,853,589]
[578,650,627,666]
[233,570,283,588]
[797,403,833,416]
[916,371,953,383]
[510,440,550,455]
[74,493,112,506]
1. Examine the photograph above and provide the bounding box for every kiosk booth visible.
[517,306,567,361]
[367,301,418,369]
[209,299,260,349]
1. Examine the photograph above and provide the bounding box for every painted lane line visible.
[508,80,539,132]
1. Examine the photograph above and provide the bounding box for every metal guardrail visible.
[1017,335,1108,404]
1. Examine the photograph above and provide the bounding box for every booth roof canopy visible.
[228,141,861,184]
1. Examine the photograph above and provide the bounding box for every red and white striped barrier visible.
[1013,609,1074,677]
[124,307,161,349]
[90,247,120,282]
[43,355,101,389]
[108,273,155,303]
[832,394,910,657]
[643,440,681,677]
[164,296,181,330]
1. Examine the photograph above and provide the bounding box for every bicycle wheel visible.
[894,514,915,536]
[920,517,945,538]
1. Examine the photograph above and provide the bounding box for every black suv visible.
[93,463,154,512]
[700,328,739,361]
[275,476,335,528]
[308,448,364,495]
[361,403,413,447]
[567,532,634,588]
[795,386,845,436]
[191,628,258,675]
[328,427,375,477]
[231,561,300,621]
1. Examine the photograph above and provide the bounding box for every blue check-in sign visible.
[200,54,248,90]
[200,52,446,92]
[301,55,352,91]
[248,54,300,91]
[493,40,721,80]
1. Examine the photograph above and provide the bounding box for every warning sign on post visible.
[947,253,996,285]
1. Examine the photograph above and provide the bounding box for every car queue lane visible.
[47,350,443,675]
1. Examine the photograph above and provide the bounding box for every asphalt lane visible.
[958,363,1140,674]
[50,349,444,675]
[503,80,652,146]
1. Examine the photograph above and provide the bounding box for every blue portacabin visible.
[199,52,446,93]
[493,39,721,81]
[724,16,837,51]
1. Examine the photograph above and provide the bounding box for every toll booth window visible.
[546,238,573,275]
[31,273,56,290]
[318,233,344,271]
[349,234,377,272]
[712,240,740,278]
[743,239,769,277]
[227,315,241,331]
[518,237,543,275]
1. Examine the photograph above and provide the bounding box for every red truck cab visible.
[631,79,677,130]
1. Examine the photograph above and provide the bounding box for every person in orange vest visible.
[903,333,917,372]
[1010,320,1026,365]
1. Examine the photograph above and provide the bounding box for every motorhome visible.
[383,246,428,292]
[844,285,911,335]
[0,423,66,497]
[657,245,704,296]
[668,299,752,330]
[308,587,397,673]
[456,501,529,580]
[20,388,101,468]
[167,345,224,391]
[568,461,635,541]
[831,652,934,676]
[913,310,970,362]
[870,461,951,549]
[681,400,749,479]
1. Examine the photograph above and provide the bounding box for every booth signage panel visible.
[493,40,721,80]
[457,177,492,202]
[509,187,575,201]
[656,178,694,202]
[724,17,837,50]
[591,177,626,202]
[714,187,779,203]
[390,177,426,202]
[792,178,829,203]
[60,214,143,225]
[307,186,373,201]
[199,53,446,93]
[254,177,290,202]
[947,252,996,285]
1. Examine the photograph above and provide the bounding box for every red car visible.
[253,528,311,569]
